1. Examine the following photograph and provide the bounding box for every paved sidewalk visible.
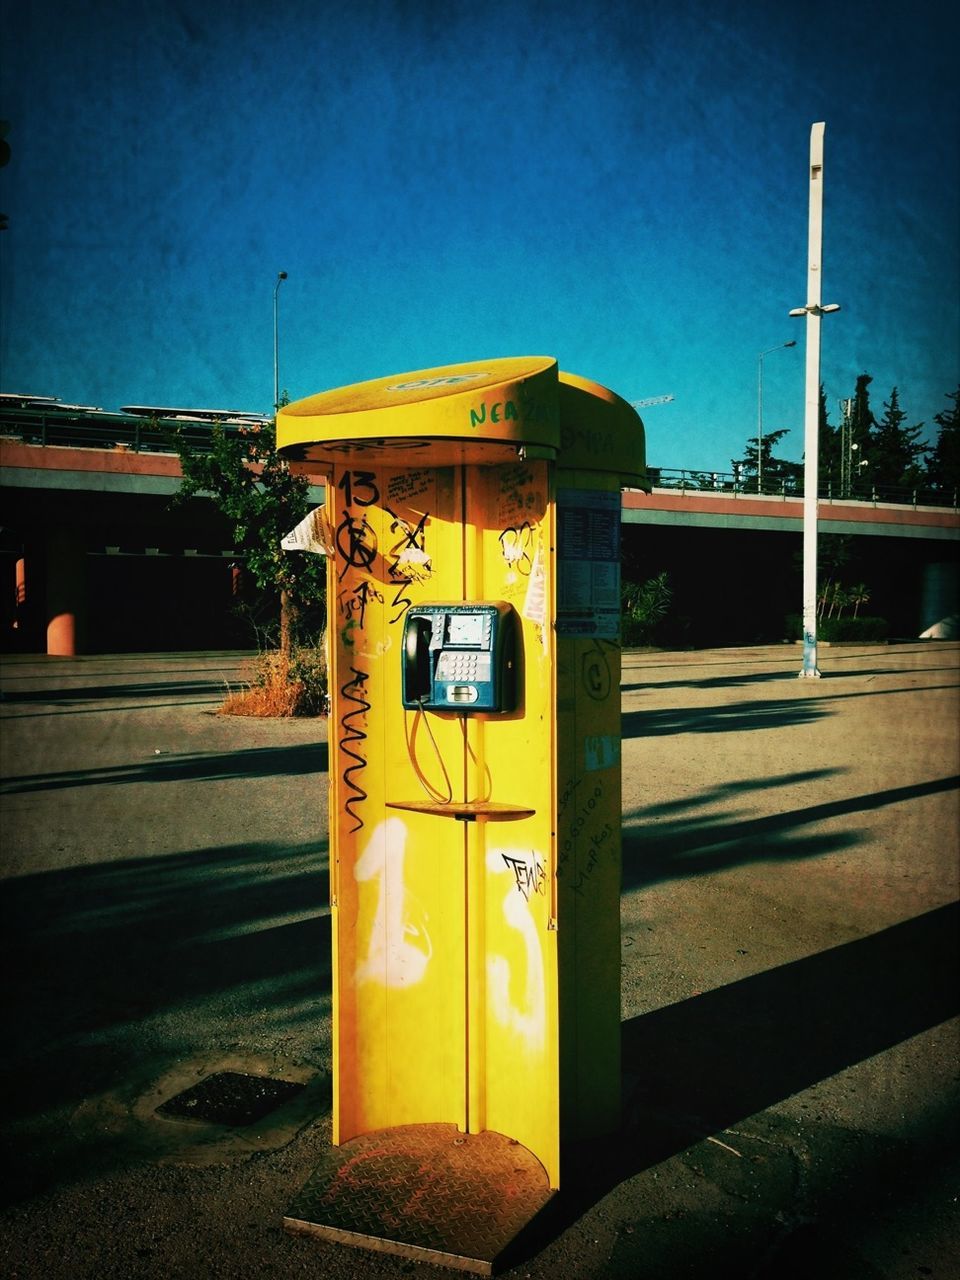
[1,644,958,1279]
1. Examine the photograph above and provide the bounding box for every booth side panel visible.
[556,635,623,1141]
[329,464,467,1142]
[555,476,623,1144]
[467,461,560,1188]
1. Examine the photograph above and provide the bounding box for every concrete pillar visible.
[919,561,959,639]
[14,557,26,633]
[45,530,87,656]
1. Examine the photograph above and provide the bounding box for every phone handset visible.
[403,614,434,704]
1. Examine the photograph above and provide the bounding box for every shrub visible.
[219,640,329,717]
[622,571,673,646]
[786,614,889,642]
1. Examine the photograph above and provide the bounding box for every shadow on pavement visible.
[619,902,958,1135]
[629,768,843,818]
[512,903,960,1270]
[621,774,960,891]
[1,680,239,704]
[619,665,947,693]
[623,682,960,739]
[0,836,332,1201]
[1,742,329,794]
[621,696,831,737]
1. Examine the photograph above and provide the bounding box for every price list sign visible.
[556,488,621,637]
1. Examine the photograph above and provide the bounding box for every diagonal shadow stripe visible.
[510,903,960,1268]
[622,774,960,890]
[620,901,959,1136]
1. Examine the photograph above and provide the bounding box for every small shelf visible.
[386,800,535,823]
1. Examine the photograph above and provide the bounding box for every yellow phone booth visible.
[278,357,647,1273]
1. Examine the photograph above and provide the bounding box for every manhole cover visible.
[157,1071,306,1127]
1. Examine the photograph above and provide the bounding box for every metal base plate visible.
[283,1124,554,1275]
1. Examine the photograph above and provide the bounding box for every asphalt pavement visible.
[1,643,958,1279]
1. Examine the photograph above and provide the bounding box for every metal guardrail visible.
[647,467,959,511]
[0,408,257,456]
[2,414,957,512]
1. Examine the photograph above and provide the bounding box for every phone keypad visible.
[438,652,491,682]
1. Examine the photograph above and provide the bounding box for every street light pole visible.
[273,270,288,413]
[757,341,797,493]
[789,123,841,679]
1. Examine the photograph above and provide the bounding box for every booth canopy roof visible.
[277,357,647,486]
[282,356,557,418]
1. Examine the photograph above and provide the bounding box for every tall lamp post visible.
[273,270,288,413]
[757,340,797,492]
[790,123,841,679]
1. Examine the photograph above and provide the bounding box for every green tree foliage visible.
[835,373,876,496]
[807,533,853,607]
[867,386,928,490]
[817,384,843,493]
[850,583,870,618]
[621,571,672,645]
[926,387,960,495]
[849,373,877,443]
[172,417,325,653]
[732,428,802,492]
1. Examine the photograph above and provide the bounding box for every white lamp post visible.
[790,123,841,679]
[757,340,797,492]
[273,270,288,413]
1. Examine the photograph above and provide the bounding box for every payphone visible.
[402,601,517,711]
[277,356,648,1272]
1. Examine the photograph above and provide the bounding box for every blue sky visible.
[1,0,957,473]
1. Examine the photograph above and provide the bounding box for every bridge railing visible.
[3,415,957,511]
[0,408,259,456]
[647,467,958,511]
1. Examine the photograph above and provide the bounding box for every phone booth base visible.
[277,358,647,1272]
[284,1123,553,1275]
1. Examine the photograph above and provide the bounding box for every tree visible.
[868,386,928,492]
[850,584,870,618]
[844,374,877,496]
[926,387,960,496]
[817,384,843,494]
[813,533,853,606]
[732,428,802,493]
[621,571,672,645]
[172,416,325,654]
[682,470,720,490]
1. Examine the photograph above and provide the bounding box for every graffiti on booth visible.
[339,666,371,833]
[355,818,433,988]
[487,846,547,1049]
[557,773,614,897]
[501,849,546,901]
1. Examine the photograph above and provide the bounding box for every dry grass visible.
[218,647,327,718]
[219,681,306,718]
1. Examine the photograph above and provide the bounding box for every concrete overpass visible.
[2,427,957,655]
[622,486,959,541]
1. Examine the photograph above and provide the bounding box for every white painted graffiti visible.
[486,847,546,1050]
[355,818,433,988]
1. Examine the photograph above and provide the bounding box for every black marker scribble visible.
[337,469,379,508]
[338,579,383,630]
[384,505,433,623]
[339,665,371,832]
[501,851,546,900]
[499,522,534,576]
[335,511,377,581]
